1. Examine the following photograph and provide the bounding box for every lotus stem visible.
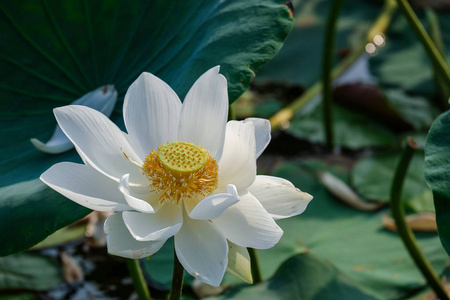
[395,0,450,87]
[321,0,344,149]
[248,247,263,284]
[126,259,152,300]
[169,249,184,300]
[425,8,450,106]
[390,137,449,300]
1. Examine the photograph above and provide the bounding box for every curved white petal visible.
[123,73,182,159]
[188,185,239,220]
[54,105,143,182]
[175,208,228,287]
[178,66,228,160]
[104,213,166,259]
[72,85,118,114]
[118,174,160,213]
[249,175,313,220]
[243,118,271,159]
[31,126,74,154]
[217,121,256,192]
[227,242,252,284]
[41,162,131,212]
[70,84,118,111]
[213,191,283,249]
[31,85,118,154]
[122,204,182,241]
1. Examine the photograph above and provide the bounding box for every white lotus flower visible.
[40,67,312,286]
[31,85,117,154]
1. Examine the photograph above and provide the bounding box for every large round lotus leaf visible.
[286,101,396,149]
[257,160,447,299]
[353,151,434,213]
[0,253,62,291]
[424,110,450,256]
[208,252,380,300]
[0,0,293,256]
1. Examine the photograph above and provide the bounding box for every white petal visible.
[72,85,118,116]
[104,213,166,259]
[123,73,182,159]
[243,118,271,159]
[227,242,252,284]
[31,85,118,154]
[40,162,131,212]
[122,204,182,241]
[54,105,143,182]
[249,175,313,220]
[175,209,228,287]
[188,185,239,220]
[178,66,228,159]
[30,126,74,154]
[118,174,160,213]
[217,121,256,192]
[213,191,283,249]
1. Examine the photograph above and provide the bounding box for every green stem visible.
[169,249,184,300]
[126,259,152,300]
[390,138,449,300]
[321,0,344,149]
[248,248,262,284]
[269,0,397,131]
[395,0,450,87]
[425,8,450,106]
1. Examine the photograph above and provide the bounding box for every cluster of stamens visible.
[142,142,218,205]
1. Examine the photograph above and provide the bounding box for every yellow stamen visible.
[142,142,218,205]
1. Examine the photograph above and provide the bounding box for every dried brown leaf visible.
[61,251,84,284]
[318,172,384,211]
[382,213,437,232]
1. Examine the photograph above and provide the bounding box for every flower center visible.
[142,142,218,205]
[158,142,207,175]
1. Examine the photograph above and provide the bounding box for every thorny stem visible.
[321,0,344,150]
[390,138,449,300]
[169,248,184,300]
[126,259,152,300]
[269,0,398,131]
[395,0,450,88]
[248,248,263,284]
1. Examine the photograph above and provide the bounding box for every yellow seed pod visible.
[158,142,207,174]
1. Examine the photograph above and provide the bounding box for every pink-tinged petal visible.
[122,204,182,241]
[213,192,283,249]
[123,73,182,158]
[227,242,252,284]
[118,174,160,214]
[217,121,256,192]
[41,162,131,212]
[104,213,166,259]
[243,118,271,159]
[54,105,143,183]
[249,175,312,220]
[188,185,239,220]
[178,66,228,160]
[175,209,228,287]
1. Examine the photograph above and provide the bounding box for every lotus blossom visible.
[41,66,312,286]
